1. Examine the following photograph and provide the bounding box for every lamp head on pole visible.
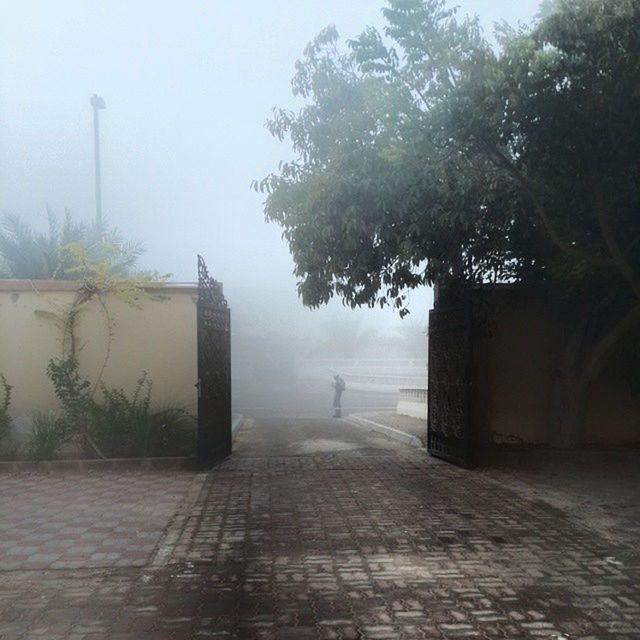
[90,94,106,110]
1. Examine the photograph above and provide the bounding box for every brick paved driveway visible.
[0,472,193,571]
[0,472,194,570]
[0,417,638,639]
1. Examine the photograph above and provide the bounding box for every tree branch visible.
[595,185,640,300]
[579,302,640,393]
[480,140,614,268]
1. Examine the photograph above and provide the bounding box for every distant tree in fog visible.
[395,321,427,359]
[307,315,379,360]
[0,210,143,279]
[536,0,561,19]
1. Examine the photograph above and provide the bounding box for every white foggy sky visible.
[0,0,541,329]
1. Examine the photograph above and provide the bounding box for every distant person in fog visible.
[332,374,346,418]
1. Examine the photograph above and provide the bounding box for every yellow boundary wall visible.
[0,280,198,420]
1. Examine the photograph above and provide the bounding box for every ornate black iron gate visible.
[196,255,231,469]
[427,298,473,467]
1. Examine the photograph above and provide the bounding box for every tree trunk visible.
[548,311,591,448]
[550,369,588,448]
[550,302,640,448]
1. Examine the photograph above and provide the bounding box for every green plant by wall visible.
[28,412,69,460]
[0,374,12,442]
[3,218,187,460]
[38,242,170,457]
[33,367,193,460]
[90,372,194,458]
[45,357,97,456]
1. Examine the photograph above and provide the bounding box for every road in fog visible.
[233,375,397,420]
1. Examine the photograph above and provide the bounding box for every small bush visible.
[46,357,98,456]
[90,373,194,458]
[46,357,92,430]
[28,412,69,460]
[0,374,11,442]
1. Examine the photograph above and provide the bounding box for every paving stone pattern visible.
[0,471,193,570]
[0,417,639,639]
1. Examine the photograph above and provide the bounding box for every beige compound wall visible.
[471,295,559,447]
[0,280,198,420]
[469,290,640,448]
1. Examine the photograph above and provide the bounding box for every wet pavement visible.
[349,412,429,444]
[0,472,193,570]
[0,417,639,639]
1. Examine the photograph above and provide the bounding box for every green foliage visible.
[46,357,92,439]
[0,374,12,442]
[90,373,194,458]
[28,412,69,460]
[259,0,640,317]
[259,0,640,442]
[59,241,169,309]
[44,363,193,458]
[2,208,175,460]
[536,0,561,20]
[32,216,171,459]
[38,234,170,457]
[0,210,144,280]
[33,242,169,389]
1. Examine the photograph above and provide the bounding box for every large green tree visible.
[258,0,640,445]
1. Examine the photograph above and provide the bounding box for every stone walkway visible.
[348,411,640,550]
[0,472,194,570]
[0,417,639,639]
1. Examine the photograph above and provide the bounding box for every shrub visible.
[0,374,11,442]
[28,412,69,460]
[90,373,194,458]
[46,357,95,455]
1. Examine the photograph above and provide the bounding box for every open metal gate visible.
[427,299,473,467]
[196,255,231,469]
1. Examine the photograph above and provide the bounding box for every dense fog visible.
[1,0,541,417]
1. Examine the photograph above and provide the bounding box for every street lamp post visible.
[90,94,106,231]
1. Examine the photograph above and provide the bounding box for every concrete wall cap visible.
[0,279,198,293]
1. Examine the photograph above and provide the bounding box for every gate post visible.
[196,255,232,469]
[427,287,473,467]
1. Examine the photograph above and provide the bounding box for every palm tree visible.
[0,210,143,279]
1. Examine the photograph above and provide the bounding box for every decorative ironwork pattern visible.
[196,255,231,469]
[427,301,473,467]
[198,254,228,307]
